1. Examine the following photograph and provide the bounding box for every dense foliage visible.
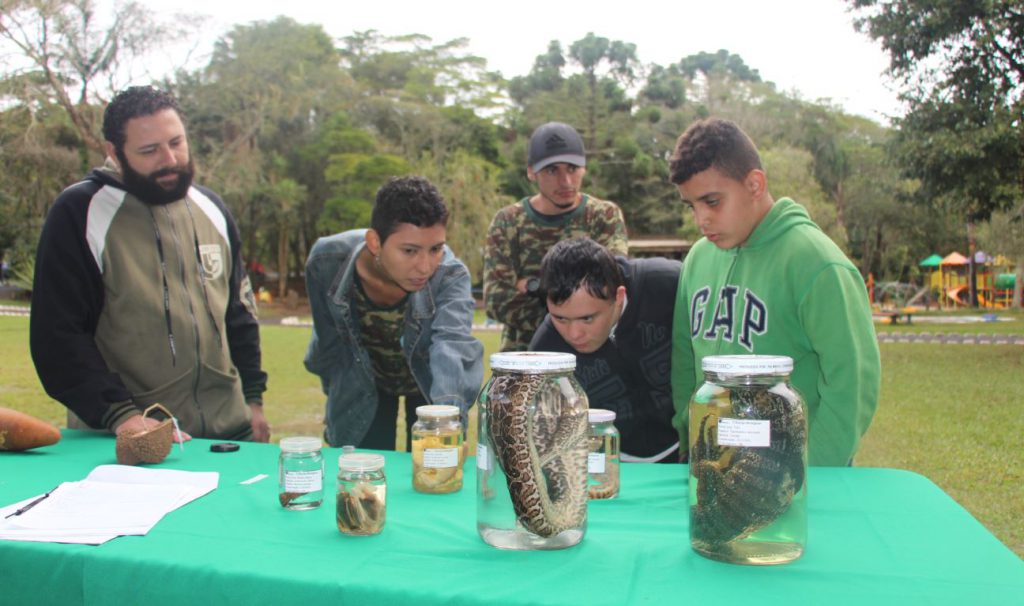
[2,0,1020,302]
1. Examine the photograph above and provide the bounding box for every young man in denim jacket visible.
[304,176,484,448]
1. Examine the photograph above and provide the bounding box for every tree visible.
[761,146,847,252]
[190,16,350,175]
[261,176,307,299]
[0,0,180,157]
[0,103,81,268]
[640,64,687,109]
[508,41,565,102]
[677,49,762,83]
[568,32,639,151]
[413,151,511,282]
[179,16,352,281]
[341,30,502,111]
[340,30,505,173]
[320,154,410,234]
[849,0,1024,221]
[977,206,1024,308]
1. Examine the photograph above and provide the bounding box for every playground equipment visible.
[921,251,1019,309]
[946,285,968,306]
[875,281,920,307]
[938,252,969,308]
[981,273,1017,308]
[871,281,924,323]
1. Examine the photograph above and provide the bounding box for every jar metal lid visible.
[415,404,460,419]
[279,436,322,453]
[588,408,616,423]
[701,354,793,375]
[490,351,576,372]
[338,453,385,472]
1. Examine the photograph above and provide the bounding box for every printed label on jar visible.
[588,452,606,473]
[284,470,323,492]
[717,418,771,448]
[476,444,488,470]
[423,447,459,468]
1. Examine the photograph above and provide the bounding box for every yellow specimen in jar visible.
[411,432,464,493]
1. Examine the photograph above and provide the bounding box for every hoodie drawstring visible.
[147,206,178,366]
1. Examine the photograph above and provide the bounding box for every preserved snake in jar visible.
[477,352,589,550]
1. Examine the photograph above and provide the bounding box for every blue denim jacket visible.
[304,229,484,446]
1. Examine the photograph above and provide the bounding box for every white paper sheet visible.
[0,465,219,545]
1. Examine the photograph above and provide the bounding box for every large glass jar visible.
[278,436,324,510]
[411,404,464,493]
[336,453,386,536]
[476,352,589,550]
[688,355,807,565]
[587,408,620,500]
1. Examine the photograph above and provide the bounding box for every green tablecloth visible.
[1,430,1021,605]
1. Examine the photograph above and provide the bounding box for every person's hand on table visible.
[115,414,193,443]
[249,403,271,443]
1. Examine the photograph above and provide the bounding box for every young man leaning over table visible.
[529,237,681,463]
[304,176,484,449]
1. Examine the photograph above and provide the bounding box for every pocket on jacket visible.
[134,370,199,432]
[196,362,248,438]
[131,364,247,439]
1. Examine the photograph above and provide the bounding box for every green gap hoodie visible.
[671,198,881,466]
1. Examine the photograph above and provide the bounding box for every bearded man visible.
[30,86,270,443]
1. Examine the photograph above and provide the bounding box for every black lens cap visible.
[210,442,240,453]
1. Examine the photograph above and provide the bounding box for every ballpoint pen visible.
[3,485,59,519]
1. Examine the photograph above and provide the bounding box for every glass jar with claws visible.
[689,355,807,565]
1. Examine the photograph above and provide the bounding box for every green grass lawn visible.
[855,343,1023,557]
[1,313,1021,557]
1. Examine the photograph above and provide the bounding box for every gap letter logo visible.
[690,285,767,351]
[199,244,224,281]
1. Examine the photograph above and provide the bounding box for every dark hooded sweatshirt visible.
[30,162,266,440]
[530,256,682,462]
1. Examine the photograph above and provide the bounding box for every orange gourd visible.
[0,407,61,451]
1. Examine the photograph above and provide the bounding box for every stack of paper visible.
[0,465,218,545]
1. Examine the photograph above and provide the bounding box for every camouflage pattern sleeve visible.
[483,203,548,351]
[483,206,531,329]
[588,197,630,256]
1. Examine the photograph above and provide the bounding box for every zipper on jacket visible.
[163,204,208,437]
[147,207,178,366]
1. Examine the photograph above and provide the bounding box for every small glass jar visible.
[278,436,324,510]
[587,409,620,500]
[411,404,464,493]
[477,352,589,550]
[336,453,387,536]
[689,355,807,565]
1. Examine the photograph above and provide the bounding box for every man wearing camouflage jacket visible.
[483,122,629,351]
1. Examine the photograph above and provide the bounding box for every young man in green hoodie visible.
[668,118,880,466]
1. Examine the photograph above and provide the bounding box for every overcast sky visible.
[138,0,902,124]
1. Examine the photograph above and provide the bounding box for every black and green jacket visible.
[30,164,267,440]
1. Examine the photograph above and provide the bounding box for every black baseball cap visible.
[527,122,586,171]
